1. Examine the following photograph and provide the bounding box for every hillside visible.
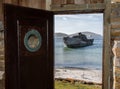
[81,32,102,40]
[55,32,103,40]
[70,32,102,40]
[54,33,68,38]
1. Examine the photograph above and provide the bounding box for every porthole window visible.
[24,29,42,52]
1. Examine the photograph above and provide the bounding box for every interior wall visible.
[1,0,120,89]
[0,0,3,21]
[0,0,46,20]
[19,0,46,9]
[4,0,46,9]
[51,0,104,5]
[112,0,120,3]
[111,3,120,89]
[46,0,51,10]
[4,0,19,5]
[0,0,106,20]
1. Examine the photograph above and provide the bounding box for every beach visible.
[55,68,102,84]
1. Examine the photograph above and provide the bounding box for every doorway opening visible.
[54,13,103,89]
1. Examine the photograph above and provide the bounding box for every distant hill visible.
[70,32,103,40]
[54,33,68,38]
[82,32,102,39]
[55,32,103,40]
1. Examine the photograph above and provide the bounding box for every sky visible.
[54,14,103,36]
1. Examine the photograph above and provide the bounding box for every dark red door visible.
[4,4,54,89]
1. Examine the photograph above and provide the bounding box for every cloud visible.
[55,14,103,35]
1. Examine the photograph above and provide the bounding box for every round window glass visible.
[28,35,39,49]
[24,29,42,52]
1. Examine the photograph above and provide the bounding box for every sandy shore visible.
[0,68,102,84]
[55,68,102,84]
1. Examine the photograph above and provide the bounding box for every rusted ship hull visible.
[63,37,94,48]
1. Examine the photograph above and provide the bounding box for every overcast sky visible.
[54,14,103,35]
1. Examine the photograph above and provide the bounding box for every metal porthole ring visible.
[24,29,42,52]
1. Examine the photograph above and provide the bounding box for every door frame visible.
[52,3,112,89]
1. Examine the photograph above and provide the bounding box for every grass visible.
[55,80,101,89]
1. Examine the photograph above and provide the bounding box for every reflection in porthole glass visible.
[28,35,39,49]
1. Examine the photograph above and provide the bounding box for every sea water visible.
[55,37,103,70]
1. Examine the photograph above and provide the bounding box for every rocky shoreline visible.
[55,68,102,85]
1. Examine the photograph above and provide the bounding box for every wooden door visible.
[4,4,54,89]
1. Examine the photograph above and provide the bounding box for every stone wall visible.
[0,0,3,21]
[112,0,120,3]
[51,0,104,5]
[112,41,120,89]
[1,1,120,89]
[0,21,4,89]
[0,21,4,67]
[111,3,120,89]
[0,0,46,20]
